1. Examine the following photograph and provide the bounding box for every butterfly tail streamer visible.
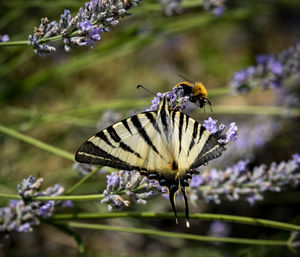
[180,185,190,228]
[168,184,179,224]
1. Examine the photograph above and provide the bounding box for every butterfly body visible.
[75,96,224,227]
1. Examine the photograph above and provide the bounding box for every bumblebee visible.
[175,78,212,110]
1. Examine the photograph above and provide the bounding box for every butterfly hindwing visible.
[171,110,224,172]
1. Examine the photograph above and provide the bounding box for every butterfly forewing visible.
[75,112,173,173]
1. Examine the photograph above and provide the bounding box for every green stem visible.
[67,222,288,246]
[66,168,100,195]
[51,212,300,232]
[0,124,73,161]
[0,40,29,46]
[213,105,300,117]
[0,193,103,201]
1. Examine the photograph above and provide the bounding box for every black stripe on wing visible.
[187,121,199,155]
[119,142,142,158]
[178,112,184,153]
[131,115,160,156]
[122,119,132,135]
[75,141,138,170]
[145,112,161,135]
[160,97,169,134]
[185,115,189,132]
[191,134,225,169]
[107,126,121,142]
[95,131,115,148]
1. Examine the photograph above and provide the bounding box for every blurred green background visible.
[1,0,300,256]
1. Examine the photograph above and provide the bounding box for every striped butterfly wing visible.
[170,110,224,172]
[75,112,174,173]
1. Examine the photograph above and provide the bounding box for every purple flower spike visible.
[89,27,102,41]
[268,61,283,75]
[213,6,226,17]
[78,19,92,32]
[17,223,31,233]
[39,201,54,217]
[101,170,166,211]
[28,0,143,55]
[190,175,203,187]
[203,117,218,134]
[106,173,119,187]
[225,122,238,143]
[203,0,226,16]
[229,42,300,94]
[0,176,71,234]
[190,154,300,205]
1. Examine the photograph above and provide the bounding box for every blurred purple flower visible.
[190,175,204,187]
[208,221,230,237]
[225,122,238,143]
[293,153,300,163]
[160,0,183,16]
[17,223,31,233]
[213,6,226,16]
[0,176,73,233]
[247,194,263,206]
[229,42,300,94]
[0,34,10,42]
[28,0,142,55]
[190,154,300,205]
[213,118,281,166]
[38,201,54,217]
[203,0,226,16]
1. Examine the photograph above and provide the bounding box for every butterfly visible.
[75,95,225,227]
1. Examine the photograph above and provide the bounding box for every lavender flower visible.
[0,34,10,42]
[189,154,300,205]
[203,117,238,144]
[229,42,300,94]
[28,0,142,55]
[160,0,183,16]
[208,221,230,237]
[97,109,122,130]
[101,170,167,210]
[0,176,72,233]
[73,162,95,176]
[213,118,281,166]
[203,0,226,16]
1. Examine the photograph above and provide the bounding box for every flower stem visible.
[0,193,104,201]
[0,40,29,46]
[213,105,300,117]
[66,167,100,195]
[0,123,73,161]
[51,212,300,232]
[66,221,288,246]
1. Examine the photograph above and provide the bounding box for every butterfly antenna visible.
[178,74,193,83]
[168,184,179,224]
[137,85,156,96]
[180,185,190,228]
